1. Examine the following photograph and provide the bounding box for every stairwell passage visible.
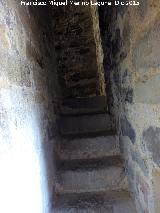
[54,96,137,213]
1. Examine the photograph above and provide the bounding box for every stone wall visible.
[0,1,59,212]
[99,1,160,212]
[90,4,106,96]
[52,3,105,98]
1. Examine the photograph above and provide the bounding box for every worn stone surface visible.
[59,113,113,136]
[134,74,160,104]
[60,95,107,115]
[133,21,160,70]
[98,1,160,213]
[143,126,160,167]
[59,136,119,161]
[133,24,160,104]
[57,165,127,194]
[52,4,105,98]
[54,193,137,213]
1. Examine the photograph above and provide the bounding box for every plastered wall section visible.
[0,1,59,212]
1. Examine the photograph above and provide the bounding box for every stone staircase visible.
[54,96,137,213]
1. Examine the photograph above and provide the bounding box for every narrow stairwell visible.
[55,96,137,213]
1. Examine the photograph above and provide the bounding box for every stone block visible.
[60,96,107,115]
[143,126,160,167]
[133,20,160,70]
[59,113,113,136]
[60,136,120,161]
[134,74,160,104]
[57,165,128,194]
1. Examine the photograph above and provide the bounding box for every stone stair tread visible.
[56,97,136,212]
[61,130,116,138]
[56,163,128,194]
[59,136,120,161]
[60,96,107,115]
[59,113,113,136]
[54,191,137,213]
[59,156,123,171]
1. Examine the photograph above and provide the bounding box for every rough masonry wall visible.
[52,4,105,98]
[0,1,59,213]
[99,1,160,213]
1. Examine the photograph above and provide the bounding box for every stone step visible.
[59,113,113,137]
[59,156,123,171]
[54,191,137,213]
[60,96,107,115]
[59,136,120,161]
[56,159,128,194]
[66,77,97,89]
